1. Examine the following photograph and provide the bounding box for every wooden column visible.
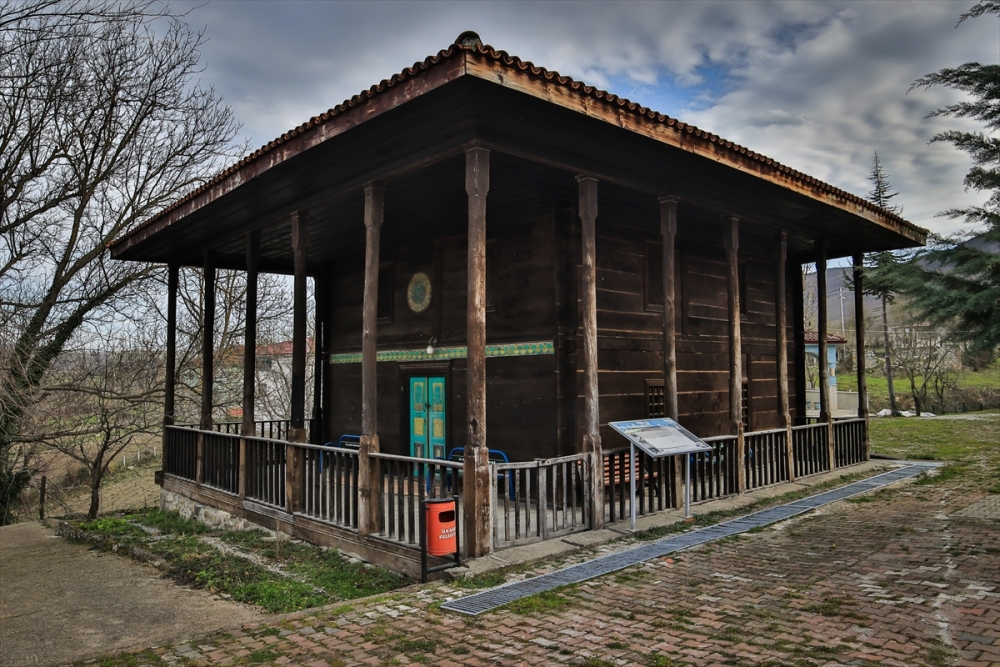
[724,216,746,494]
[578,174,604,529]
[792,265,807,424]
[463,147,491,557]
[816,242,835,469]
[817,242,830,422]
[242,232,259,436]
[659,196,684,510]
[358,184,384,537]
[853,253,870,459]
[197,252,216,486]
[775,231,794,481]
[282,213,308,516]
[163,263,178,474]
[312,274,325,445]
[240,232,259,500]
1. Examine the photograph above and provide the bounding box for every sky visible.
[176,0,998,240]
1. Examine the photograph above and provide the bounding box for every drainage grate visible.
[442,463,936,615]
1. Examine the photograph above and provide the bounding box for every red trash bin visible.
[425,497,457,556]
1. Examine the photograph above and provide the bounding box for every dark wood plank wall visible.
[324,215,557,461]
[575,218,798,446]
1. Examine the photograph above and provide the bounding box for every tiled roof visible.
[110,34,922,248]
[804,331,848,344]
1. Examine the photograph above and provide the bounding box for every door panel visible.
[410,377,427,459]
[428,376,446,459]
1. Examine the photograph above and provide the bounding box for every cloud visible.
[180,0,996,238]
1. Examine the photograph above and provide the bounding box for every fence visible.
[833,418,866,468]
[692,435,739,501]
[164,426,197,480]
[244,436,286,508]
[206,419,315,441]
[744,428,790,491]
[493,453,590,548]
[299,442,359,528]
[603,448,679,525]
[792,423,830,477]
[369,452,463,548]
[202,431,240,494]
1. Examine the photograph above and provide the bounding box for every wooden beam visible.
[724,215,746,493]
[242,232,259,436]
[290,212,309,442]
[659,197,679,420]
[200,253,216,431]
[578,174,604,529]
[358,183,384,537]
[853,253,870,458]
[312,273,325,445]
[792,264,807,424]
[775,231,794,481]
[163,263,178,473]
[817,242,830,422]
[464,146,491,558]
[240,233,259,501]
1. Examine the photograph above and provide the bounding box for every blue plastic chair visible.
[445,447,514,497]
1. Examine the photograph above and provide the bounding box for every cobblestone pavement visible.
[90,482,999,667]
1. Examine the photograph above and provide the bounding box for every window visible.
[646,379,665,418]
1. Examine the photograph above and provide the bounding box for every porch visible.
[160,414,867,577]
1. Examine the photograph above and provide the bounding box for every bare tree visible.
[0,0,242,522]
[892,326,958,416]
[22,332,161,519]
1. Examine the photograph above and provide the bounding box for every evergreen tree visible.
[897,2,1000,358]
[860,153,903,415]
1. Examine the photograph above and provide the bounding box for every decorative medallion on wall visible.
[407,272,432,313]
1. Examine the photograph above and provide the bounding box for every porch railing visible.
[370,452,463,548]
[299,442,359,528]
[693,435,739,501]
[493,453,590,548]
[164,425,197,480]
[792,422,830,477]
[202,431,240,494]
[833,418,866,468]
[245,436,286,508]
[603,447,679,525]
[744,428,790,491]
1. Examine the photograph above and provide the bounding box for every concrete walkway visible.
[0,521,262,667]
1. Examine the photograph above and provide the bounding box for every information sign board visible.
[609,418,712,458]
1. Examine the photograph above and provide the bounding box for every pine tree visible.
[897,2,1000,358]
[861,153,903,415]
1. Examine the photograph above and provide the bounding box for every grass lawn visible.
[836,363,1000,409]
[868,412,1000,493]
[73,508,409,613]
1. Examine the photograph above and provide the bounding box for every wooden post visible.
[816,242,835,469]
[792,265,807,424]
[358,184,384,537]
[242,233,259,436]
[724,216,746,494]
[38,476,46,521]
[659,196,683,509]
[775,232,794,481]
[464,147,491,557]
[853,253,870,459]
[312,274,325,445]
[163,263,178,474]
[578,174,604,529]
[197,252,216,486]
[283,213,309,516]
[240,233,259,500]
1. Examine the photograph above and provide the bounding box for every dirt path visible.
[0,521,263,667]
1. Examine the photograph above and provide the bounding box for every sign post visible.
[609,418,713,530]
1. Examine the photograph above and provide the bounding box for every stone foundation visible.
[160,489,266,534]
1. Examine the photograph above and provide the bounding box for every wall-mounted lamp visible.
[426,336,437,356]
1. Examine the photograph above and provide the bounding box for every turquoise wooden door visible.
[409,376,446,459]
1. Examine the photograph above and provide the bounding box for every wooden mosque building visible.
[111,32,927,571]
